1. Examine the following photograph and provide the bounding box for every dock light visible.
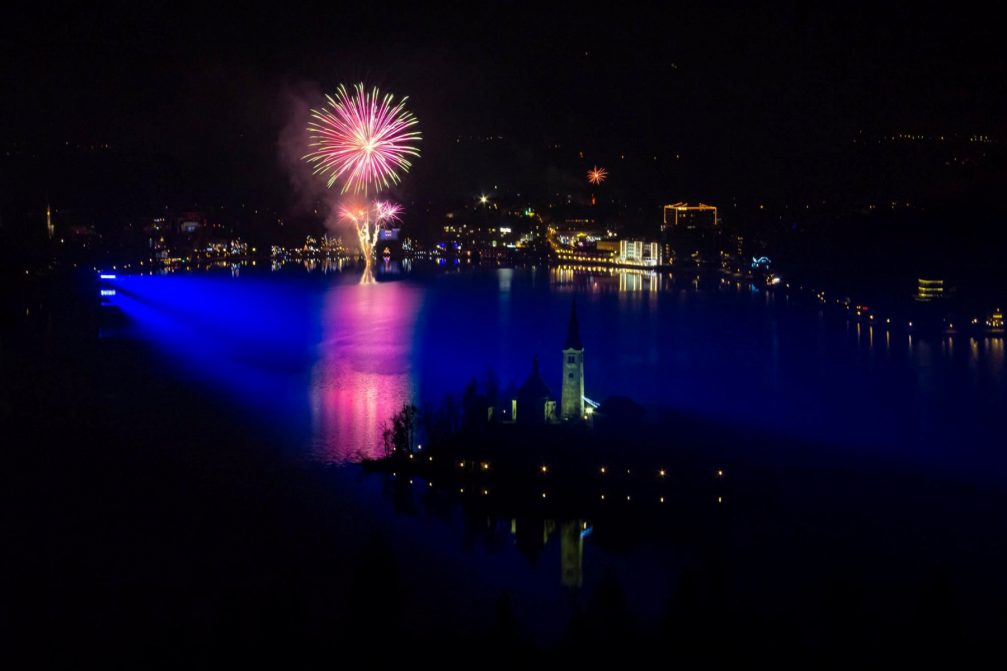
[428,456,433,462]
[625,468,631,475]
[717,496,723,504]
[392,472,397,477]
[459,488,464,494]
[659,469,666,477]
[417,444,423,450]
[601,494,606,500]
[541,492,547,499]
[541,465,548,473]
[408,454,414,460]
[409,479,414,485]
[458,460,465,468]
[908,321,913,327]
[660,496,665,503]
[481,462,489,471]
[600,466,606,474]
[482,488,489,496]
[626,495,631,502]
[716,469,724,478]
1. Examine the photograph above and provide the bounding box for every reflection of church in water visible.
[501,303,590,588]
[507,302,587,424]
[510,518,588,589]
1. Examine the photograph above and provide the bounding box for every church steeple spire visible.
[561,301,585,420]
[564,301,583,350]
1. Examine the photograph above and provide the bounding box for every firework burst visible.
[305,83,421,195]
[587,166,608,185]
[339,200,404,284]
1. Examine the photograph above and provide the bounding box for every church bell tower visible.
[560,301,585,421]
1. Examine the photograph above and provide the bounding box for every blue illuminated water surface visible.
[97,265,1007,641]
[102,265,1006,477]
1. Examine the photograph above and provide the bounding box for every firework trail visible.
[339,200,403,284]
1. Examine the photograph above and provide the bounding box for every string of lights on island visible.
[388,455,729,506]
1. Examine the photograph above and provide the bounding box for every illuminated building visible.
[618,239,661,266]
[176,211,206,235]
[596,240,619,254]
[560,302,585,421]
[915,278,944,302]
[661,202,719,264]
[662,202,718,232]
[989,308,1003,329]
[620,240,642,262]
[506,304,587,424]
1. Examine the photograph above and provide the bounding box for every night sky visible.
[9,7,1007,659]
[3,3,1005,217]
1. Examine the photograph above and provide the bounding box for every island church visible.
[509,302,586,424]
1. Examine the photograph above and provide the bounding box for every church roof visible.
[517,355,553,400]
[564,301,583,350]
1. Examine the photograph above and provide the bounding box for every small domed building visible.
[515,356,556,424]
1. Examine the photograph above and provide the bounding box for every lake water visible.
[102,264,1006,478]
[95,264,1007,649]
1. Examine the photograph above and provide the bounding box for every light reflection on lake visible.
[310,282,421,462]
[102,265,1006,478]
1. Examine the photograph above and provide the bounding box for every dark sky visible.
[2,2,1005,216]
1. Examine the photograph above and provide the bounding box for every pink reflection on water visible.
[310,282,421,463]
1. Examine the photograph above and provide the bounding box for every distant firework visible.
[587,166,608,185]
[305,83,421,195]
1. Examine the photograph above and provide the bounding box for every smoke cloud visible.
[276,80,347,239]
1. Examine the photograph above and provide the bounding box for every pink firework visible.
[373,200,402,223]
[587,166,608,185]
[305,83,421,195]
